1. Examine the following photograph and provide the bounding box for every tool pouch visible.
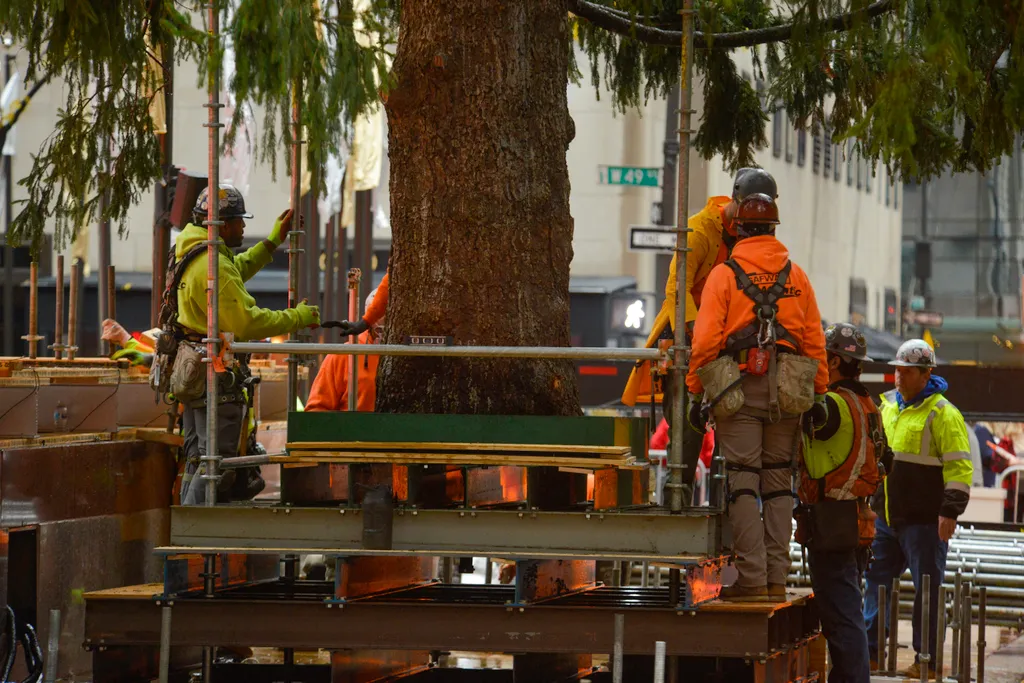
[808,499,859,552]
[697,356,745,420]
[169,342,206,402]
[776,354,818,415]
[857,498,877,549]
[793,504,811,547]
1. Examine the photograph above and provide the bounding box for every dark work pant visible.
[809,547,870,683]
[864,516,948,663]
[180,400,246,506]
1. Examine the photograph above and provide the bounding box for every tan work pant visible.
[715,372,799,588]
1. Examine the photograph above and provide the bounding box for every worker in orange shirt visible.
[307,287,383,411]
[335,269,389,337]
[687,193,827,602]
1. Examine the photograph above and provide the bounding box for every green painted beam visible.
[288,412,649,454]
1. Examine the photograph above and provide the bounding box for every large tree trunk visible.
[379,0,580,416]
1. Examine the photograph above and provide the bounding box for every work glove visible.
[268,209,304,247]
[112,347,153,368]
[337,318,369,337]
[687,393,708,434]
[803,394,828,435]
[295,301,321,329]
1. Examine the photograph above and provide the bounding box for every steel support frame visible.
[167,505,721,561]
[85,595,816,660]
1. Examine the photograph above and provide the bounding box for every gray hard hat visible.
[733,168,778,201]
[825,322,872,361]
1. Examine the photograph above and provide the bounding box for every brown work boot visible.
[899,661,935,680]
[719,584,769,602]
[767,583,787,600]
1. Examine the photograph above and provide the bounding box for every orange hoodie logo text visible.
[742,273,803,298]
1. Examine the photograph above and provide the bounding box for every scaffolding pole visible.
[202,0,223,509]
[229,340,662,361]
[287,80,304,411]
[668,0,695,515]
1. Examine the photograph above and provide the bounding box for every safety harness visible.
[726,461,794,504]
[722,259,801,357]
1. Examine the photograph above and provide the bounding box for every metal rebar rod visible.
[202,0,222,508]
[936,585,946,681]
[229,340,663,361]
[961,585,972,683]
[67,261,79,360]
[641,560,650,588]
[952,571,963,679]
[977,585,986,683]
[612,613,624,683]
[201,554,216,683]
[654,640,666,683]
[23,261,38,358]
[52,255,64,359]
[888,577,900,674]
[107,264,116,330]
[347,271,359,412]
[42,609,60,683]
[287,79,304,412]
[668,0,695,516]
[877,583,887,671]
[158,605,172,683]
[484,558,493,585]
[921,573,931,683]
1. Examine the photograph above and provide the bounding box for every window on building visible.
[812,131,822,174]
[885,170,891,206]
[856,152,863,190]
[846,140,854,186]
[773,107,783,158]
[849,278,868,326]
[866,161,872,194]
[833,142,842,182]
[797,129,807,167]
[785,117,796,163]
[823,131,833,178]
[894,183,899,209]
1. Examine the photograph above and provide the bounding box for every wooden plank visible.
[273,451,632,469]
[288,412,646,449]
[286,441,630,457]
[84,583,163,600]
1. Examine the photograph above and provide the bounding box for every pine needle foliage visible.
[3,0,1024,254]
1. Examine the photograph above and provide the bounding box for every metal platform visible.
[164,505,721,562]
[84,581,818,660]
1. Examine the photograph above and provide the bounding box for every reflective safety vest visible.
[799,386,883,503]
[879,390,973,527]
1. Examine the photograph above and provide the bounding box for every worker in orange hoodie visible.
[335,268,389,337]
[306,287,383,412]
[687,193,827,602]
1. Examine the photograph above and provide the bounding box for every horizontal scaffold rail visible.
[166,505,720,562]
[228,341,663,361]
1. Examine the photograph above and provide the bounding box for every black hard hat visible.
[824,322,872,361]
[733,168,778,201]
[735,193,780,225]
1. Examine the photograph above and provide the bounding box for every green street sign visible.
[599,165,660,187]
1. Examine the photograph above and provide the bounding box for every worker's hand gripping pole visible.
[347,268,361,413]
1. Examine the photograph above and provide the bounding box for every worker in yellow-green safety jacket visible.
[795,323,884,683]
[863,339,972,680]
[170,185,320,506]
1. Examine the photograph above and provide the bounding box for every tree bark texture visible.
[379,0,581,416]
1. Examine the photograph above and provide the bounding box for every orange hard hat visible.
[735,193,780,226]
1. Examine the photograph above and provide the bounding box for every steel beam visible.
[167,505,720,561]
[85,591,814,658]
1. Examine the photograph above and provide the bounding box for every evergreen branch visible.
[0,74,52,150]
[569,0,896,49]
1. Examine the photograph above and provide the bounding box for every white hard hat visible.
[890,339,937,368]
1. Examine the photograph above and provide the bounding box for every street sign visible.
[599,166,660,187]
[904,310,944,328]
[628,226,676,253]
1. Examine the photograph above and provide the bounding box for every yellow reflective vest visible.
[879,389,973,527]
